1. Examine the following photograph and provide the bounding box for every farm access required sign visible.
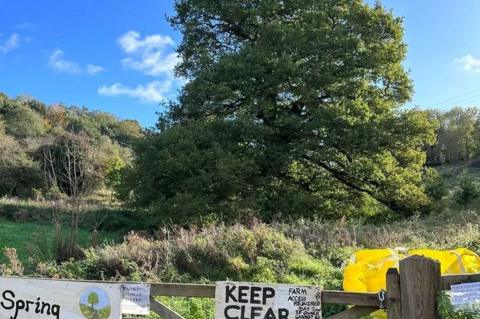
[215,282,322,319]
[0,277,150,319]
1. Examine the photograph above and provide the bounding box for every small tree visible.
[37,132,100,260]
[88,292,99,310]
[454,175,479,205]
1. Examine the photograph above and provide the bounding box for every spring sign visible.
[215,282,322,319]
[0,277,122,319]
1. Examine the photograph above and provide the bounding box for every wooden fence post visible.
[399,255,441,319]
[386,268,402,319]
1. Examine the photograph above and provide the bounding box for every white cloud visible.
[98,80,172,103]
[98,31,181,103]
[49,49,105,75]
[49,49,82,74]
[0,33,20,54]
[118,31,179,77]
[455,54,480,73]
[86,64,105,75]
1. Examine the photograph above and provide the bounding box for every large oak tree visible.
[122,0,437,223]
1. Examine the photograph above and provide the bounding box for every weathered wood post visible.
[399,255,441,319]
[386,268,402,319]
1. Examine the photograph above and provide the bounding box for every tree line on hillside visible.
[0,93,142,200]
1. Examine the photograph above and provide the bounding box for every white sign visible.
[0,277,122,319]
[120,284,150,315]
[215,282,322,319]
[450,282,480,310]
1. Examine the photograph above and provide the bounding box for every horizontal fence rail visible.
[7,256,480,318]
[441,273,480,290]
[149,283,382,319]
[148,257,480,319]
[150,283,380,306]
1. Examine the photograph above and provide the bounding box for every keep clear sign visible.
[215,282,322,319]
[0,277,122,319]
[449,282,480,311]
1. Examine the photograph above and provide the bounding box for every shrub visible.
[454,175,480,205]
[424,168,448,201]
[33,223,343,318]
[32,223,342,284]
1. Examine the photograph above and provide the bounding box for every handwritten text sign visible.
[450,282,480,311]
[120,284,150,315]
[215,282,322,319]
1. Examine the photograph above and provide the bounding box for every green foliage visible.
[438,292,480,319]
[0,134,44,197]
[120,0,437,223]
[0,92,139,199]
[3,104,46,138]
[0,218,118,266]
[33,223,344,317]
[427,107,479,165]
[87,292,99,306]
[35,224,342,289]
[159,297,214,319]
[454,174,480,206]
[112,120,143,146]
[117,119,264,223]
[104,156,126,190]
[424,168,448,201]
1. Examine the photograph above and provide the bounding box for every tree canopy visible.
[0,93,143,199]
[119,0,437,223]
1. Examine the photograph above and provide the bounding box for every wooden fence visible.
[148,255,480,319]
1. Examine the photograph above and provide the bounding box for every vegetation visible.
[2,0,480,318]
[0,93,141,200]
[117,0,437,224]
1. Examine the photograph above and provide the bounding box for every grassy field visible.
[0,219,120,265]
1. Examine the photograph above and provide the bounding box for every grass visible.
[0,219,121,265]
[0,197,148,233]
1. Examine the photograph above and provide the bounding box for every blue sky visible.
[1,1,480,127]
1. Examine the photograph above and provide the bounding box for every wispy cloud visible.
[118,31,179,77]
[86,64,105,75]
[98,80,172,103]
[49,49,105,75]
[0,33,20,54]
[49,49,82,74]
[98,31,181,103]
[455,54,480,73]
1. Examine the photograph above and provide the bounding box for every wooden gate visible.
[148,255,480,319]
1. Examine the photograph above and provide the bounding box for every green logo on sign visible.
[79,288,111,319]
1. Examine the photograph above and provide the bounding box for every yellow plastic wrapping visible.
[342,248,480,318]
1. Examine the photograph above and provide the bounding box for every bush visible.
[0,134,44,198]
[34,223,342,286]
[424,168,448,201]
[32,222,345,318]
[454,175,480,205]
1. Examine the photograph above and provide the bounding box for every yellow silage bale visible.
[343,248,480,293]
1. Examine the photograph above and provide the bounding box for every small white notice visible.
[120,284,151,315]
[450,282,480,311]
[215,281,322,319]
